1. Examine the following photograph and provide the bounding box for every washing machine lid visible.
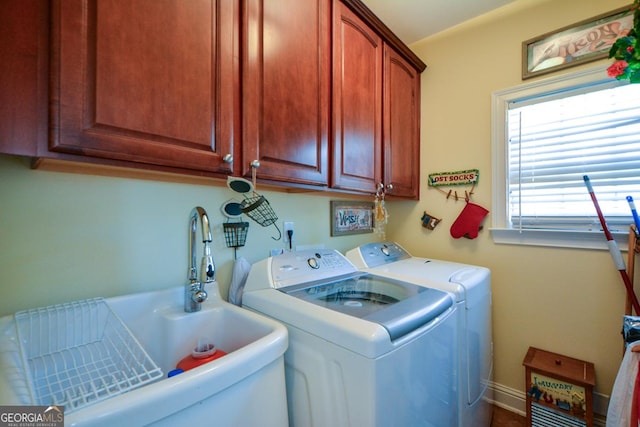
[347,242,491,303]
[281,273,453,341]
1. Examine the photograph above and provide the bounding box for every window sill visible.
[489,228,633,251]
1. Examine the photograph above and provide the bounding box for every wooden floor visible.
[491,405,526,427]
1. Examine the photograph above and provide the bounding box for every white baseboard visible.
[489,381,526,416]
[488,381,609,427]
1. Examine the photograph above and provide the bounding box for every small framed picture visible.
[330,200,374,236]
[522,5,633,79]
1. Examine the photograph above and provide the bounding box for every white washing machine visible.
[242,249,459,427]
[346,242,493,427]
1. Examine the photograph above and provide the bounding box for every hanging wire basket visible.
[241,195,278,227]
[226,177,282,240]
[223,221,249,248]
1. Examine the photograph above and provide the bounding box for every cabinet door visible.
[50,0,238,173]
[243,0,330,186]
[383,45,420,199]
[0,0,47,156]
[331,1,382,194]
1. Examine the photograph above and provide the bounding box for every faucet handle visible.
[192,289,208,304]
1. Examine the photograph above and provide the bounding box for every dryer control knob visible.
[307,258,319,269]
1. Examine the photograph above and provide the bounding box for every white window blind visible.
[507,82,640,232]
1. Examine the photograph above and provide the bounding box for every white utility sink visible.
[0,285,289,427]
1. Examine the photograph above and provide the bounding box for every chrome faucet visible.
[185,206,215,312]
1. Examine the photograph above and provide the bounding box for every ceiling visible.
[361,0,518,45]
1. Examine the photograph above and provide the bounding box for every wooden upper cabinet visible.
[6,0,422,195]
[331,1,382,194]
[383,45,420,199]
[0,1,48,156]
[50,0,239,173]
[242,0,330,186]
[333,0,423,199]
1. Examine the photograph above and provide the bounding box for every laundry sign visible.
[529,372,586,414]
[428,169,479,187]
[330,201,374,236]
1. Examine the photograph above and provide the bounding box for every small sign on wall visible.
[330,201,374,236]
[428,169,479,187]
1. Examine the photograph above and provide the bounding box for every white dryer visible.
[346,242,493,427]
[243,249,459,427]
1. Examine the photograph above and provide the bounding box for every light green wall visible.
[396,0,632,403]
[0,154,375,315]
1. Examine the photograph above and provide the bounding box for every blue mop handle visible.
[627,196,640,234]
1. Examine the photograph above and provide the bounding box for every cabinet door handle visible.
[223,154,233,163]
[251,160,261,168]
[386,183,394,191]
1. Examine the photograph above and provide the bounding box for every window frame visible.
[490,65,631,250]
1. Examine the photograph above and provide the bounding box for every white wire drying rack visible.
[14,298,162,413]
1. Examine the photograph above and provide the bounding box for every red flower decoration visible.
[608,0,640,82]
[607,60,629,78]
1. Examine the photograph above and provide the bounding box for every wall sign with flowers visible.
[608,1,640,82]
[522,5,634,79]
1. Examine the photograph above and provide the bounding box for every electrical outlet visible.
[283,221,294,243]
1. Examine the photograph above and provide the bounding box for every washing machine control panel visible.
[353,242,411,268]
[270,249,358,289]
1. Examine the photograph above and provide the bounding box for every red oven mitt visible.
[450,202,489,239]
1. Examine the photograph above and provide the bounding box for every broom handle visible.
[583,176,640,314]
[628,226,636,315]
[628,196,640,238]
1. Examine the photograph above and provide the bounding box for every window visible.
[491,66,640,249]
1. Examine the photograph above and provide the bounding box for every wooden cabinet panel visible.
[0,1,47,156]
[242,0,330,186]
[50,0,239,173]
[331,1,382,194]
[383,45,420,199]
